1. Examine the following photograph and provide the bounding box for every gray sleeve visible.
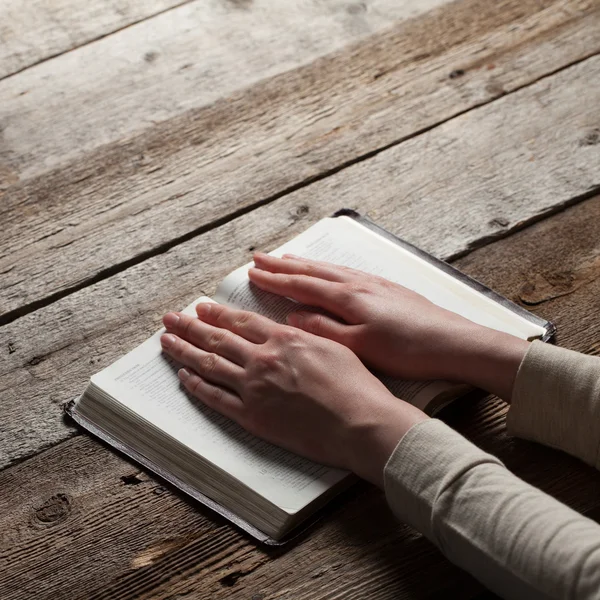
[507,341,600,468]
[384,419,600,599]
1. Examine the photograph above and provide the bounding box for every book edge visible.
[64,210,556,546]
[64,398,287,545]
[332,209,556,343]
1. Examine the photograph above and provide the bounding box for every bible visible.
[66,211,554,544]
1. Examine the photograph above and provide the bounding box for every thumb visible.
[287,311,350,344]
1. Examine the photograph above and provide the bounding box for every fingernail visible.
[282,253,300,259]
[179,368,191,382]
[163,312,179,328]
[160,334,176,349]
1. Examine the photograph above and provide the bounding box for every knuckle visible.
[256,349,280,370]
[201,352,220,374]
[209,384,224,403]
[303,263,317,276]
[338,285,355,304]
[182,317,195,339]
[349,282,370,295]
[274,327,299,343]
[306,313,324,334]
[279,274,293,288]
[343,282,372,302]
[207,329,228,351]
[180,344,198,365]
[233,311,252,329]
[212,306,229,326]
[189,377,203,397]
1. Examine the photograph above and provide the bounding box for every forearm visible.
[507,341,600,468]
[385,420,600,599]
[454,333,600,467]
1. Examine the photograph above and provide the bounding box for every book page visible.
[213,266,312,324]
[92,299,347,514]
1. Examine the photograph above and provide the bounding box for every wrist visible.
[450,323,530,401]
[347,397,428,488]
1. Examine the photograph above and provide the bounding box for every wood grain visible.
[2,192,600,600]
[1,55,599,469]
[1,0,598,317]
[0,0,448,179]
[0,0,198,80]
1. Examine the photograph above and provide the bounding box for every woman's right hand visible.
[249,253,530,401]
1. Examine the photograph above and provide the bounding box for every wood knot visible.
[579,128,600,146]
[121,472,145,486]
[32,493,72,526]
[144,51,159,63]
[518,272,574,305]
[296,205,309,216]
[449,69,465,79]
[220,571,244,587]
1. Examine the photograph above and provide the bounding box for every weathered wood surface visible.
[1,54,599,469]
[1,0,598,317]
[0,0,447,179]
[2,192,600,600]
[0,0,192,80]
[2,1,600,597]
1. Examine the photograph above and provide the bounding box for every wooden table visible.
[1,1,599,597]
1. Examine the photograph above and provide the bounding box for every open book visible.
[66,211,554,543]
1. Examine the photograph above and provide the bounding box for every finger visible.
[163,311,251,366]
[281,253,370,281]
[178,368,244,422]
[252,252,351,282]
[248,269,355,322]
[160,333,244,393]
[195,303,277,344]
[287,311,355,346]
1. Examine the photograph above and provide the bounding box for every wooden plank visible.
[0,0,192,80]
[0,0,447,179]
[1,55,599,468]
[2,192,600,600]
[1,0,598,317]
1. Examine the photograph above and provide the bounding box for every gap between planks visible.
[0,54,599,471]
[0,0,197,82]
[2,0,598,318]
[2,193,600,600]
[1,48,598,328]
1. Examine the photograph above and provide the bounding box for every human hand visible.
[249,253,530,401]
[160,304,427,487]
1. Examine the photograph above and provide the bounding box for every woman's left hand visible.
[160,303,427,487]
